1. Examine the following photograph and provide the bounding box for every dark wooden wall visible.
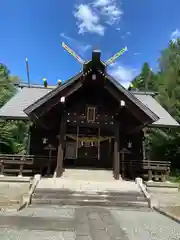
[35,72,143,132]
[29,72,145,174]
[30,125,58,156]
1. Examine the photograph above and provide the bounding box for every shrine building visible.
[0,50,179,180]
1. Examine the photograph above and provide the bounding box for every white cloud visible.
[171,29,180,42]
[60,32,91,54]
[73,4,105,36]
[93,0,112,7]
[116,27,121,31]
[101,5,123,25]
[73,0,123,35]
[108,63,137,88]
[94,0,123,25]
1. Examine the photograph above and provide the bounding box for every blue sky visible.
[0,0,180,87]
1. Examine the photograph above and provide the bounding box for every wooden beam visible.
[66,120,115,129]
[113,126,120,180]
[105,84,151,124]
[126,124,144,134]
[56,114,66,177]
[104,85,120,104]
[65,81,83,98]
[31,113,49,130]
[36,81,83,118]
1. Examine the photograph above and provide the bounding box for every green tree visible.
[0,64,9,78]
[151,39,180,169]
[0,64,28,154]
[130,39,180,171]
[131,62,158,91]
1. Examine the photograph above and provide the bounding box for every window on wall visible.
[87,107,96,122]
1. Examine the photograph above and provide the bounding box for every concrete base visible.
[0,176,31,183]
[145,181,179,193]
[32,178,149,208]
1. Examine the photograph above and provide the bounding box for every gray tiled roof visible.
[0,86,179,127]
[0,87,51,119]
[134,93,179,127]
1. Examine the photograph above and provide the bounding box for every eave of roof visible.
[24,71,83,115]
[104,72,159,123]
[23,68,159,123]
[0,87,51,120]
[0,84,178,127]
[14,83,56,89]
[134,92,179,127]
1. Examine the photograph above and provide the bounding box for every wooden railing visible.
[121,159,171,182]
[0,154,34,177]
[0,154,57,176]
[142,160,170,182]
[0,154,171,181]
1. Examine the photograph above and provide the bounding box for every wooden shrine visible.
[0,49,179,180]
[23,50,160,179]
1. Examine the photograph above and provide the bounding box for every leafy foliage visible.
[130,39,180,170]
[132,62,158,91]
[0,64,29,153]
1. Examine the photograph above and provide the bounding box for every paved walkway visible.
[37,178,140,193]
[61,169,115,182]
[150,192,180,207]
[0,181,30,210]
[0,205,180,239]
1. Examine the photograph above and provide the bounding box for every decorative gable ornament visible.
[60,96,65,103]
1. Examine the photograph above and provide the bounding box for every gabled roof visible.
[0,79,179,127]
[105,72,158,122]
[24,49,158,123]
[23,70,158,123]
[134,93,179,127]
[0,87,51,119]
[24,71,83,115]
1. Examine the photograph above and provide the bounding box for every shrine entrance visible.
[64,126,113,169]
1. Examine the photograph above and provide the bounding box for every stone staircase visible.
[61,168,115,182]
[31,169,149,208]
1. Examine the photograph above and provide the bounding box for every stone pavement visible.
[61,169,115,182]
[0,181,30,210]
[0,205,180,239]
[150,192,180,207]
[37,178,141,193]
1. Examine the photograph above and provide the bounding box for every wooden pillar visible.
[121,152,125,179]
[113,126,120,180]
[56,115,66,177]
[148,169,152,181]
[0,160,4,176]
[26,123,32,155]
[142,127,150,160]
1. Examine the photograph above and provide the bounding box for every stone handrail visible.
[135,177,151,208]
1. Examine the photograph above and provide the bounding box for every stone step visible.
[31,187,149,208]
[61,169,115,181]
[31,198,149,208]
[32,178,148,209]
[34,188,142,196]
[33,190,144,200]
[33,193,145,202]
[36,178,140,193]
